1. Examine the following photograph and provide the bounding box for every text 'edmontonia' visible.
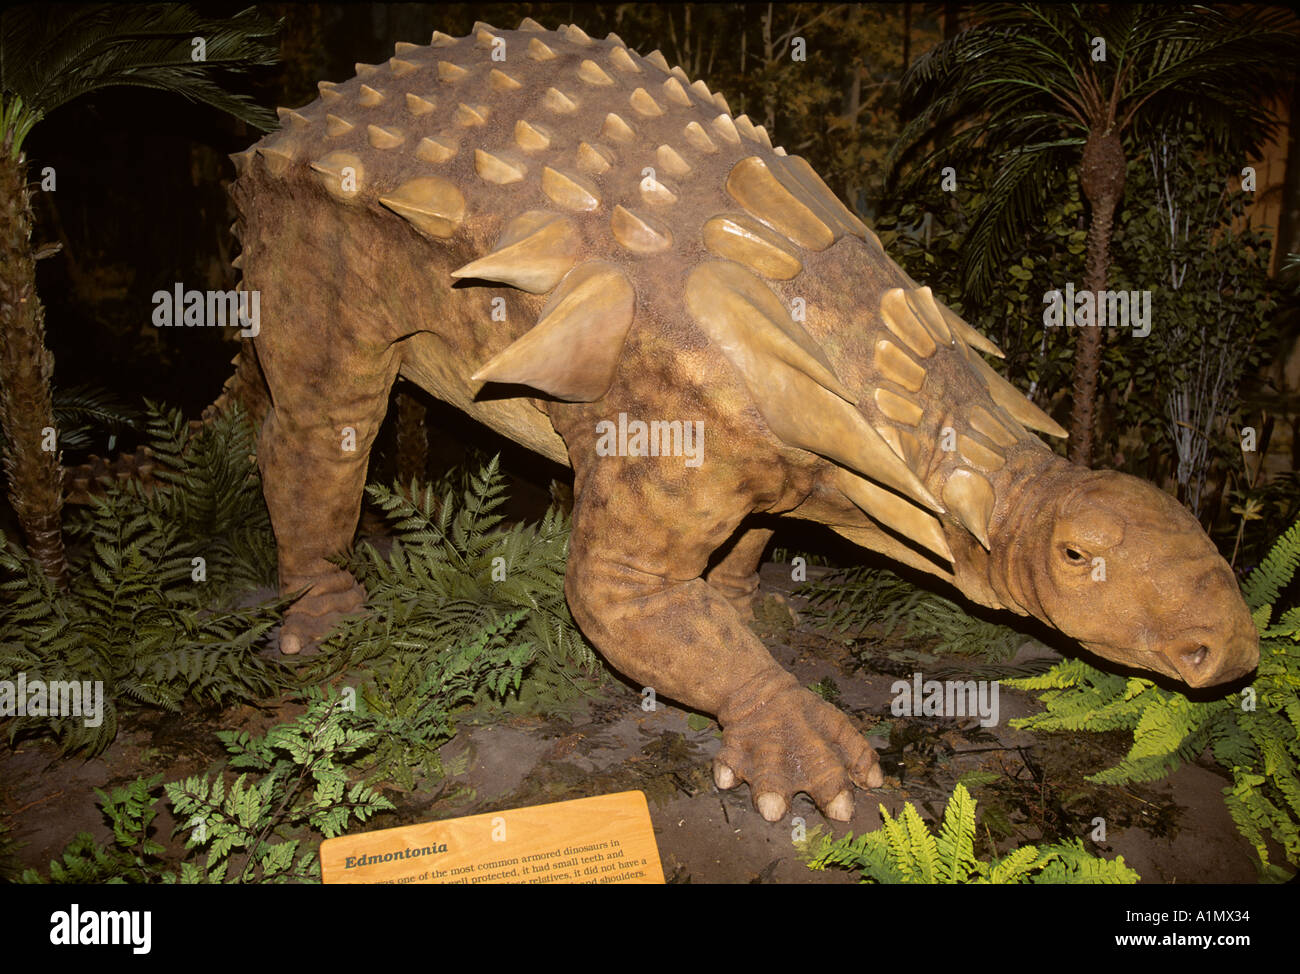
[228,18,1259,822]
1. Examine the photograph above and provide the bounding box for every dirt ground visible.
[0,563,1262,884]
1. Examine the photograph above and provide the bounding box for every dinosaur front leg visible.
[705,525,775,618]
[566,481,882,821]
[256,337,399,655]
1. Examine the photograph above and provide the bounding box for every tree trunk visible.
[1070,128,1127,467]
[0,150,69,589]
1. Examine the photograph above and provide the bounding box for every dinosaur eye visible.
[1061,545,1088,565]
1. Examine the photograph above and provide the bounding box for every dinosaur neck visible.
[981,448,1073,618]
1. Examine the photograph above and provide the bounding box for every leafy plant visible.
[0,403,287,755]
[1005,520,1300,881]
[799,565,1028,663]
[311,455,602,711]
[350,610,534,791]
[802,782,1138,883]
[21,689,393,884]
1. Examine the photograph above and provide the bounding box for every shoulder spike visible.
[611,205,673,254]
[543,87,577,113]
[389,58,419,77]
[629,88,664,117]
[644,50,670,71]
[873,340,926,393]
[905,287,953,344]
[514,119,552,152]
[490,68,522,91]
[325,114,354,137]
[607,32,627,47]
[541,166,601,210]
[415,136,457,163]
[880,288,937,358]
[576,141,614,174]
[773,145,787,156]
[518,16,546,31]
[310,151,364,199]
[472,261,635,402]
[670,65,690,84]
[578,59,615,86]
[358,84,385,107]
[777,154,870,239]
[430,30,457,46]
[683,121,717,153]
[701,214,803,280]
[834,468,953,563]
[685,261,856,404]
[690,79,713,102]
[529,37,557,60]
[688,266,940,509]
[876,424,923,470]
[957,435,1006,473]
[367,124,405,149]
[970,355,1068,438]
[943,469,994,550]
[394,41,421,56]
[939,304,1004,358]
[451,211,579,292]
[405,93,436,116]
[751,124,773,149]
[354,62,380,79]
[230,149,253,176]
[378,176,466,239]
[601,112,636,143]
[726,156,834,251]
[969,405,1019,448]
[475,28,499,50]
[655,144,691,177]
[474,148,526,184]
[873,387,924,427]
[711,114,741,144]
[610,46,640,73]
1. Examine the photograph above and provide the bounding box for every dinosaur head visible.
[992,464,1258,688]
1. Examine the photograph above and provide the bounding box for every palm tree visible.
[889,4,1300,466]
[0,5,277,587]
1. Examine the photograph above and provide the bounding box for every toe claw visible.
[756,792,787,822]
[280,631,302,656]
[825,789,854,821]
[866,763,884,789]
[713,760,737,790]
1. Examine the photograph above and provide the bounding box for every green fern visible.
[308,456,602,711]
[802,782,1138,883]
[1006,520,1300,881]
[800,565,1028,662]
[0,404,287,755]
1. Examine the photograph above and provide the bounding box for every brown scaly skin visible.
[228,20,1258,823]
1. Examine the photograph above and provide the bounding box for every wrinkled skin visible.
[232,21,1259,826]
[989,461,1258,688]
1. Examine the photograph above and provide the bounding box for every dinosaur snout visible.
[1162,612,1259,688]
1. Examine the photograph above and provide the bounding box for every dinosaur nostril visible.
[1183,644,1210,669]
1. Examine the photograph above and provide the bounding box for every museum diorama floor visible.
[0,563,1260,884]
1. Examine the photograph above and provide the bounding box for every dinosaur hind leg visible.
[256,336,401,655]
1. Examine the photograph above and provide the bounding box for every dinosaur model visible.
[226,19,1259,822]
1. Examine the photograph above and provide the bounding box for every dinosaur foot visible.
[715,677,883,822]
[279,570,367,655]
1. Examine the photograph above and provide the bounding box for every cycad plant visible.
[889,4,1299,466]
[0,4,277,588]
